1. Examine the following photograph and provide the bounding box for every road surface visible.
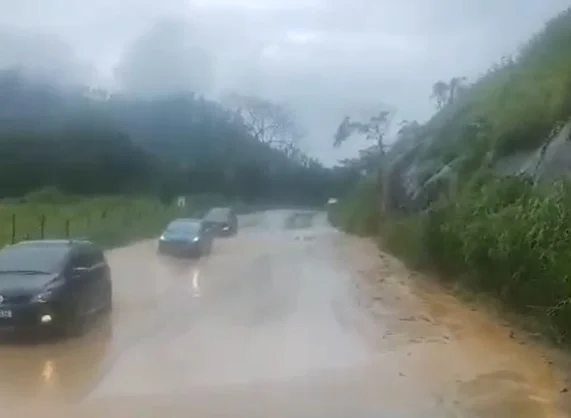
[0,210,568,417]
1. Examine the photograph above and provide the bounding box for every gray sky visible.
[0,0,569,164]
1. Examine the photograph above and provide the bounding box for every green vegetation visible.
[333,7,571,343]
[327,177,379,237]
[0,188,191,249]
[375,176,571,342]
[424,7,571,163]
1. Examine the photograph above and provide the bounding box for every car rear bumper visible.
[205,223,236,236]
[157,241,201,257]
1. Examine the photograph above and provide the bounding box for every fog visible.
[0,0,569,164]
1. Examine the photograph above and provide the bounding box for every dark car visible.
[202,207,238,236]
[157,218,213,258]
[0,239,112,337]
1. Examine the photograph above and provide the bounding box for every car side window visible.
[87,245,105,266]
[69,250,92,269]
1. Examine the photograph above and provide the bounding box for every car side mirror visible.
[70,266,89,278]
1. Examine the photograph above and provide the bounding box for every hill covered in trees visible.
[0,69,351,205]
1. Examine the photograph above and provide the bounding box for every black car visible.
[157,218,213,258]
[202,207,238,236]
[0,239,112,337]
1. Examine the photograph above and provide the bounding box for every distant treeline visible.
[0,69,359,205]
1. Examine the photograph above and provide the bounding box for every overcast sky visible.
[0,0,569,164]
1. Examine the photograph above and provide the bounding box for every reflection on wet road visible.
[0,210,569,417]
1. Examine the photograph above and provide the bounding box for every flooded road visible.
[0,210,568,417]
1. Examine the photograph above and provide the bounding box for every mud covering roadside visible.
[334,232,571,417]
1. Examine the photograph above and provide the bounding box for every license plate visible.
[0,310,12,318]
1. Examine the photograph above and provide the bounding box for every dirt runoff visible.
[0,210,568,417]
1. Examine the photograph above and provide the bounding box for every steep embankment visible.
[386,7,571,212]
[337,7,571,344]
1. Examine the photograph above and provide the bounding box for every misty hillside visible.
[0,69,342,204]
[386,7,571,211]
[0,70,241,158]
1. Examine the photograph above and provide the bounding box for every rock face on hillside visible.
[384,120,571,213]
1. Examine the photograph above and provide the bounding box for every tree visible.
[333,110,392,158]
[332,110,393,211]
[447,76,468,105]
[337,145,381,177]
[397,119,422,141]
[430,77,467,108]
[222,93,304,149]
[430,81,449,109]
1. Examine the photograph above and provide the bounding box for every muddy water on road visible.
[0,211,568,417]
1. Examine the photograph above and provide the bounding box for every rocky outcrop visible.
[385,120,571,213]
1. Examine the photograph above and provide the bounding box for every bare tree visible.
[223,93,304,149]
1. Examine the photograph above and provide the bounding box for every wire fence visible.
[0,203,179,247]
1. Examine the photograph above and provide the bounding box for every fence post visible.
[10,214,15,244]
[65,219,71,238]
[40,214,46,239]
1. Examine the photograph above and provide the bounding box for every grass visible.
[0,189,312,250]
[0,189,217,249]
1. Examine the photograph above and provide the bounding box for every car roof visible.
[207,207,232,214]
[12,239,95,247]
[2,240,75,257]
[169,218,202,224]
[204,207,233,220]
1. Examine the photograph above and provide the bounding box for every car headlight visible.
[31,289,54,303]
[192,236,200,242]
[159,234,166,241]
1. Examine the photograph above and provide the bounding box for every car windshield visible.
[204,208,230,222]
[164,221,201,235]
[0,245,68,274]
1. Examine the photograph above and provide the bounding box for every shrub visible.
[327,176,379,236]
[392,175,571,340]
